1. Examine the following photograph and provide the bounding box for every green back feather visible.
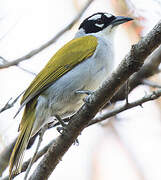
[21,35,97,107]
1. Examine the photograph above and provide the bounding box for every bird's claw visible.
[75,90,94,95]
[75,90,95,104]
[56,126,65,134]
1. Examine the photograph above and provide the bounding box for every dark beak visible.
[111,16,133,27]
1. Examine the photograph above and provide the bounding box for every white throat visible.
[74,28,86,38]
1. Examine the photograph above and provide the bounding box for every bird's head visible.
[76,12,133,38]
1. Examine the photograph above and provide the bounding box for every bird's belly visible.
[36,59,110,121]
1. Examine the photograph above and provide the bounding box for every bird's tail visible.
[9,100,37,178]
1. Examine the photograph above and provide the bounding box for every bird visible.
[9,12,133,177]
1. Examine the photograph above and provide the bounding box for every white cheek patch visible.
[88,14,102,21]
[105,13,113,18]
[95,23,104,28]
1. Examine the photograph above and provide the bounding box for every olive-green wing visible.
[16,35,97,115]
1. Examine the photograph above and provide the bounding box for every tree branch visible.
[2,87,161,180]
[0,0,94,69]
[28,20,161,180]
[0,138,16,177]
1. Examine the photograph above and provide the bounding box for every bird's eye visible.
[96,19,103,24]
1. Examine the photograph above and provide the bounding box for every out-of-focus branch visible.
[28,20,161,180]
[72,0,81,11]
[0,56,36,75]
[0,0,94,70]
[0,138,17,177]
[108,122,146,180]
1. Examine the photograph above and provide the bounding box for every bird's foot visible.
[75,90,95,104]
[55,115,79,145]
[75,90,94,95]
[56,126,65,134]
[55,114,67,134]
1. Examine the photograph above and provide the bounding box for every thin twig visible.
[0,91,24,113]
[24,125,48,180]
[17,66,37,76]
[0,0,94,69]
[89,89,161,126]
[0,56,36,76]
[109,122,146,180]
